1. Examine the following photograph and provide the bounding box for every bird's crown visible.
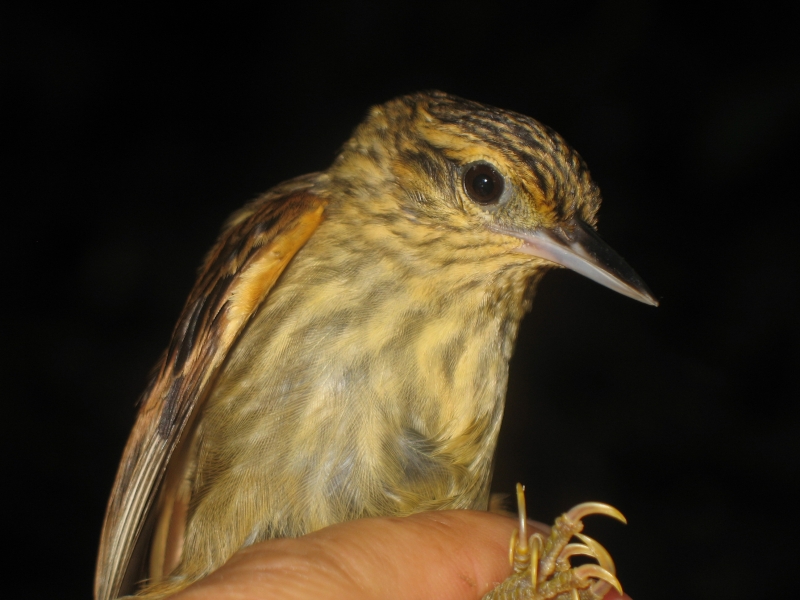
[332,90,602,233]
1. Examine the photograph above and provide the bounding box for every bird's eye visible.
[463,163,504,205]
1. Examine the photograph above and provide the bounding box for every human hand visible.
[171,510,629,600]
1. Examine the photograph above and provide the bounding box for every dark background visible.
[4,2,798,599]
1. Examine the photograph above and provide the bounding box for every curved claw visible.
[575,532,616,575]
[509,483,533,574]
[508,528,518,567]
[565,502,627,525]
[558,542,597,564]
[574,564,623,597]
[530,534,541,590]
[516,483,529,546]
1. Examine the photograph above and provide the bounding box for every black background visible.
[4,2,798,599]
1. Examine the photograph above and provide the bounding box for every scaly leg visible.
[483,484,625,600]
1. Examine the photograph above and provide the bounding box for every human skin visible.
[171,510,629,600]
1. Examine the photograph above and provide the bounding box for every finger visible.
[174,510,516,600]
[173,510,632,600]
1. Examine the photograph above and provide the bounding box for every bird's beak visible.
[494,219,659,306]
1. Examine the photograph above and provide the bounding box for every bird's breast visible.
[181,214,532,552]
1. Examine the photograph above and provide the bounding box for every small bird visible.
[95,91,657,600]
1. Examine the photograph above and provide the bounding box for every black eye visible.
[463,163,504,205]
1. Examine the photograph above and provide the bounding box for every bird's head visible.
[326,91,657,306]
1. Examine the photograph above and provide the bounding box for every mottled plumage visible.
[96,91,655,600]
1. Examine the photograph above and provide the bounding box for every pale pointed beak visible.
[495,219,659,306]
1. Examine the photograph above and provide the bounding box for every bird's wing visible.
[95,175,328,600]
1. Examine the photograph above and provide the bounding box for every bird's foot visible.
[482,484,625,600]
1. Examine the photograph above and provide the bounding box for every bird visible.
[95,91,657,600]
